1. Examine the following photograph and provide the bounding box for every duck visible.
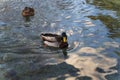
[40,32,69,49]
[22,7,35,17]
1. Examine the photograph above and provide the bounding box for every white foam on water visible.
[50,23,56,28]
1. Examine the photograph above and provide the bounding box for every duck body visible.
[41,32,68,49]
[22,7,35,17]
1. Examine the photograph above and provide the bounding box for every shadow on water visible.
[91,0,120,15]
[88,15,120,39]
[19,62,80,80]
[88,0,120,59]
[105,59,120,80]
[1,61,82,80]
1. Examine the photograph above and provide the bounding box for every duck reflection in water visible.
[41,32,69,57]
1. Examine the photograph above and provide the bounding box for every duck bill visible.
[63,37,67,42]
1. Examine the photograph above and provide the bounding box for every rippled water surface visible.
[0,0,120,80]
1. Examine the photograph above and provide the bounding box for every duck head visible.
[62,32,67,43]
[22,7,35,17]
[59,32,68,49]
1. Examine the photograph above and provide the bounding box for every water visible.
[0,0,120,80]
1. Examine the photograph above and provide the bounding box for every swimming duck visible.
[41,32,68,49]
[22,7,35,17]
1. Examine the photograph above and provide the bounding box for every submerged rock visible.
[4,69,19,80]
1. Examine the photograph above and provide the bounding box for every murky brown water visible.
[0,0,120,80]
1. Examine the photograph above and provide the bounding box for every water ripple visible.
[0,0,119,80]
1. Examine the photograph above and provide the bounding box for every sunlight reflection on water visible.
[66,47,117,80]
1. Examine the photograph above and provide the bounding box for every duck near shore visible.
[40,32,69,49]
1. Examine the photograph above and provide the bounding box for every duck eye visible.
[63,37,67,42]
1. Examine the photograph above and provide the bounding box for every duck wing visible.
[41,33,62,42]
[41,33,58,37]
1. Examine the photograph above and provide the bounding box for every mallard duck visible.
[22,7,35,17]
[41,32,68,49]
